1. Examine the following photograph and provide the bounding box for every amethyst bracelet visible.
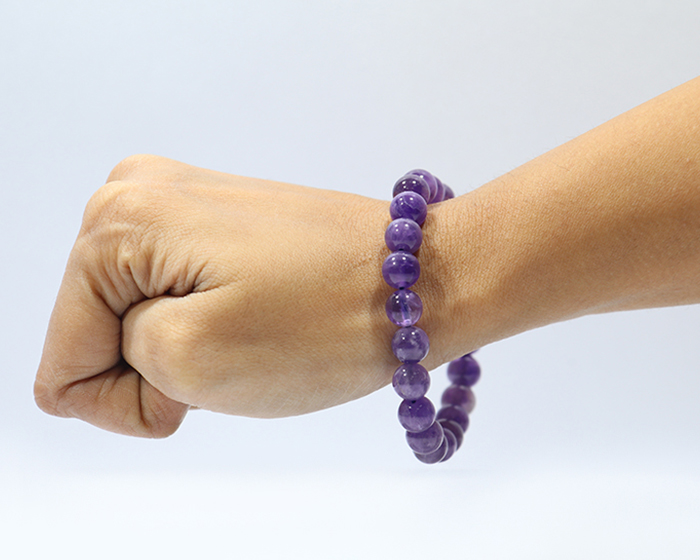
[383,170,481,463]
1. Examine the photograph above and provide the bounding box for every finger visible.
[40,363,190,438]
[105,154,195,184]
[121,288,273,416]
[35,234,188,438]
[121,291,232,412]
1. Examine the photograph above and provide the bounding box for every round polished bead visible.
[390,192,428,225]
[405,421,444,454]
[441,384,476,414]
[398,397,436,433]
[392,175,431,201]
[439,428,458,462]
[438,418,464,449]
[443,185,455,200]
[405,169,439,202]
[385,218,423,253]
[432,177,446,203]
[414,436,448,464]
[392,363,430,399]
[437,405,469,432]
[392,326,430,363]
[447,354,481,386]
[382,251,420,289]
[385,289,423,327]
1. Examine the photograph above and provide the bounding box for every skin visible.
[34,77,700,438]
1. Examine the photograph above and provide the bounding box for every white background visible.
[2,1,700,558]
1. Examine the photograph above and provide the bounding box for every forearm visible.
[33,78,700,434]
[424,77,700,360]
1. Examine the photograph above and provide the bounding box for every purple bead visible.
[398,397,436,433]
[438,418,464,449]
[382,251,420,289]
[414,436,448,464]
[439,428,458,462]
[437,405,469,432]
[385,218,422,253]
[405,169,439,203]
[392,326,430,363]
[385,289,423,327]
[392,175,431,202]
[405,421,444,454]
[432,177,446,203]
[443,185,454,200]
[390,192,428,225]
[392,363,431,399]
[441,385,476,414]
[447,355,481,386]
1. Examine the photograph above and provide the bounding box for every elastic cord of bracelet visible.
[382,169,481,463]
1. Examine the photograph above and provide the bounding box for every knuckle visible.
[81,181,156,238]
[106,154,165,183]
[82,182,123,230]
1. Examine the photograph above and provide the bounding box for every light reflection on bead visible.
[392,175,431,201]
[414,436,448,464]
[438,418,464,450]
[382,251,420,289]
[391,326,430,363]
[392,363,431,400]
[385,289,423,327]
[390,191,428,225]
[436,405,469,432]
[386,170,480,464]
[405,169,438,202]
[439,428,458,462]
[385,218,423,253]
[405,421,444,454]
[398,397,436,433]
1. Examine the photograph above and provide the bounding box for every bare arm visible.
[424,77,700,362]
[34,78,700,436]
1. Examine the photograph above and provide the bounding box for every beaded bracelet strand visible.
[382,169,481,463]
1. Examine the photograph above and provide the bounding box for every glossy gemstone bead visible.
[390,192,428,225]
[405,169,439,202]
[382,251,420,289]
[392,175,431,201]
[385,218,423,253]
[437,405,469,432]
[447,354,481,386]
[441,385,476,414]
[392,363,430,399]
[398,396,436,433]
[414,436,448,464]
[392,326,430,363]
[386,171,473,464]
[405,421,444,454]
[433,177,446,203]
[385,289,423,326]
[440,428,458,462]
[438,418,464,449]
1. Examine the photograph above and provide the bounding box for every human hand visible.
[41,78,700,440]
[35,155,456,437]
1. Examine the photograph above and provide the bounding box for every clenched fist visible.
[34,155,456,437]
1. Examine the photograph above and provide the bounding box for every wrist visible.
[417,180,567,363]
[415,189,509,365]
